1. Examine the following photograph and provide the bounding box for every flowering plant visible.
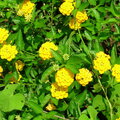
[0,0,120,120]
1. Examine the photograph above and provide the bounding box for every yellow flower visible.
[76,68,93,86]
[46,104,56,111]
[59,2,74,16]
[0,28,9,44]
[15,60,25,71]
[55,68,74,87]
[0,66,3,76]
[39,42,58,60]
[17,0,35,21]
[76,11,88,23]
[93,51,111,74]
[69,18,81,30]
[51,82,68,99]
[0,44,18,61]
[112,64,120,82]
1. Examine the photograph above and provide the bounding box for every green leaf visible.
[93,39,103,52]
[92,9,100,21]
[65,54,85,74]
[80,41,90,58]
[40,66,54,82]
[78,2,89,11]
[40,94,51,107]
[51,49,64,63]
[76,0,81,9]
[88,0,96,5]
[0,84,25,112]
[111,44,117,65]
[33,115,43,120]
[84,30,92,41]
[110,1,120,17]
[27,101,43,114]
[76,89,87,107]
[78,114,90,120]
[87,106,98,120]
[16,29,25,50]
[92,95,106,111]
[58,102,68,111]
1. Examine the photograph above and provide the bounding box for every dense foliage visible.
[0,0,120,120]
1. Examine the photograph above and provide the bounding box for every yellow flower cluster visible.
[59,0,88,30]
[93,51,111,74]
[55,68,74,87]
[69,11,88,30]
[15,60,25,71]
[76,11,88,23]
[0,44,18,61]
[0,66,3,76]
[46,104,56,111]
[112,64,120,82]
[51,82,68,99]
[59,2,74,16]
[76,68,93,86]
[0,28,9,44]
[17,0,35,21]
[39,42,58,60]
[51,67,74,99]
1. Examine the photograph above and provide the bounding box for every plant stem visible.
[98,78,113,120]
[43,110,70,120]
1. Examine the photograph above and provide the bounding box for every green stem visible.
[98,78,113,120]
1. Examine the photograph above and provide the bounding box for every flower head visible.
[55,68,74,87]
[112,64,120,82]
[59,2,74,16]
[93,51,111,74]
[39,42,58,60]
[69,18,81,30]
[17,0,35,21]
[76,68,93,86]
[46,104,56,111]
[51,82,68,99]
[15,60,25,71]
[0,28,9,44]
[76,11,88,23]
[0,44,18,61]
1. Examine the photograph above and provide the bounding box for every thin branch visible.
[43,110,70,120]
